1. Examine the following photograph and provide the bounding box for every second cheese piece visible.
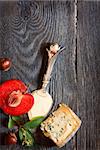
[41,103,81,148]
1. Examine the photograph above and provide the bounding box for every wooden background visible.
[0,1,99,150]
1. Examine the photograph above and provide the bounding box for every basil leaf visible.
[8,116,15,128]
[20,128,34,146]
[26,130,33,140]
[23,116,44,129]
[19,128,23,141]
[25,130,34,146]
[12,116,21,122]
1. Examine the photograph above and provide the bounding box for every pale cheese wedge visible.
[28,89,53,120]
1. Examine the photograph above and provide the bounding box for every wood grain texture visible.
[77,1,100,150]
[0,1,76,150]
[0,0,100,150]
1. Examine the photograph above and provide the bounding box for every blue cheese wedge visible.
[41,103,81,147]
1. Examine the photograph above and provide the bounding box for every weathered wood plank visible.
[77,1,100,150]
[0,1,76,150]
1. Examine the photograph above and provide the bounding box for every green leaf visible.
[8,116,15,128]
[12,116,21,122]
[23,116,44,129]
[20,128,34,146]
[19,128,23,141]
[26,130,33,140]
[24,130,34,146]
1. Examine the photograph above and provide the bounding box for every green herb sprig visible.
[8,116,44,146]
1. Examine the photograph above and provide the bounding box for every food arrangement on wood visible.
[0,44,81,147]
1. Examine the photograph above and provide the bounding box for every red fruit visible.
[0,79,34,116]
[5,132,17,145]
[0,79,27,107]
[0,58,11,71]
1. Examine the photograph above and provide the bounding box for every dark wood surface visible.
[0,1,99,150]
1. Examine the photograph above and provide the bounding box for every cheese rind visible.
[41,103,81,147]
